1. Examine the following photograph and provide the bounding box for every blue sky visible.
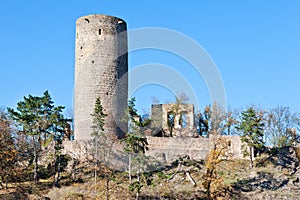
[0,1,299,114]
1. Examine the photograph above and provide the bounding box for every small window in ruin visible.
[80,46,83,50]
[180,111,188,128]
[91,60,94,64]
[228,141,232,147]
[85,18,90,23]
[167,112,175,129]
[106,92,109,95]
[98,29,102,35]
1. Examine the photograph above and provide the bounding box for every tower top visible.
[76,14,126,25]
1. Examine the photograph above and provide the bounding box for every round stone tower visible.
[74,14,128,140]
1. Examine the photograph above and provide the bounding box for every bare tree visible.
[197,102,227,137]
[266,106,298,148]
[165,93,190,137]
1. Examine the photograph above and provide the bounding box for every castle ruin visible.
[71,14,243,163]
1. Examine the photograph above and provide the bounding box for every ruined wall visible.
[62,140,128,171]
[74,14,128,140]
[62,135,243,168]
[146,135,243,162]
[151,104,197,137]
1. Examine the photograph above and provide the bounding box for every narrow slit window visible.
[98,29,102,35]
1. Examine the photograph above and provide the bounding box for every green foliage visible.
[237,107,265,149]
[91,97,107,136]
[128,181,143,193]
[8,91,70,142]
[122,97,149,155]
[236,107,264,168]
[122,97,150,198]
[7,91,71,184]
[127,97,151,128]
[122,133,148,154]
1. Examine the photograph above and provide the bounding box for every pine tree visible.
[8,91,70,184]
[236,107,264,168]
[122,97,149,199]
[90,97,107,188]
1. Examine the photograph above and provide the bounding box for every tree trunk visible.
[95,136,98,187]
[129,154,132,184]
[53,138,57,187]
[33,137,39,185]
[57,155,61,183]
[106,178,109,200]
[207,180,211,200]
[249,146,253,168]
[34,148,38,184]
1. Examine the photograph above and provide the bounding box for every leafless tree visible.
[266,106,298,147]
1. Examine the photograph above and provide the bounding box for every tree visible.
[266,106,298,148]
[8,91,70,184]
[197,102,228,137]
[224,107,238,136]
[0,109,17,189]
[121,97,149,200]
[165,93,189,137]
[51,106,72,186]
[90,97,108,190]
[202,138,230,200]
[236,107,265,168]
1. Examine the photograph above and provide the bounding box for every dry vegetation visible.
[1,144,300,200]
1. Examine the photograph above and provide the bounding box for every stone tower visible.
[74,14,128,140]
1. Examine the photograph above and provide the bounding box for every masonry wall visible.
[151,104,197,137]
[74,14,128,140]
[146,135,243,162]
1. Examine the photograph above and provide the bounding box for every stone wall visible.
[62,135,243,171]
[145,135,243,162]
[62,140,128,171]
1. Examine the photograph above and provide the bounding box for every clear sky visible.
[0,1,299,114]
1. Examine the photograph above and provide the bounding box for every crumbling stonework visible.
[151,104,197,137]
[62,140,128,171]
[145,135,243,162]
[74,14,128,140]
